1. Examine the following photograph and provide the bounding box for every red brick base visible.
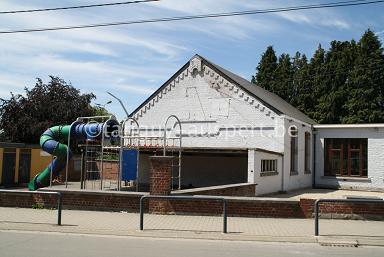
[148,156,174,214]
[1,190,383,220]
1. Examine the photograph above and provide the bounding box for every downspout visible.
[312,128,317,188]
[280,155,285,192]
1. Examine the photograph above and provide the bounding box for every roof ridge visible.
[198,55,315,124]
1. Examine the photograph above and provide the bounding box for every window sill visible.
[290,171,299,176]
[321,176,371,183]
[304,170,311,175]
[260,171,279,177]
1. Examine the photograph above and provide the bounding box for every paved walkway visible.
[264,188,384,200]
[0,207,383,246]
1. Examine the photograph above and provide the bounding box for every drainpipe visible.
[312,129,317,188]
[280,155,285,192]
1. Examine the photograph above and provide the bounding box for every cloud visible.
[0,1,187,58]
[114,84,156,95]
[0,72,31,98]
[274,10,350,29]
[0,0,372,119]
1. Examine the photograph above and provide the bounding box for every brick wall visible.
[1,191,383,219]
[148,156,173,214]
[0,190,145,212]
[299,198,384,219]
[96,160,119,180]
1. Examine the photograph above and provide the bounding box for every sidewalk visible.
[0,207,383,246]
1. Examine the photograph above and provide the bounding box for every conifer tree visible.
[252,46,277,91]
[252,31,384,124]
[315,41,357,123]
[273,53,294,102]
[343,29,384,123]
[292,52,312,114]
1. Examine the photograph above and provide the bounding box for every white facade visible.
[127,55,384,194]
[126,55,314,194]
[314,125,384,191]
[282,118,313,192]
[132,57,283,152]
[247,149,284,195]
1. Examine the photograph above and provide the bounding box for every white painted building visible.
[127,55,384,194]
[314,124,384,192]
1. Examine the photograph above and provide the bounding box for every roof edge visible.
[128,60,191,117]
[314,124,384,129]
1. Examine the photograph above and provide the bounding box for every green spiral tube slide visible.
[28,120,119,191]
[28,125,71,191]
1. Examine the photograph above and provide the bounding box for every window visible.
[261,159,278,176]
[324,138,367,177]
[261,159,277,173]
[304,132,311,174]
[290,126,298,175]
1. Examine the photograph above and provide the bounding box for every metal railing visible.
[314,198,384,236]
[0,190,62,225]
[140,195,228,233]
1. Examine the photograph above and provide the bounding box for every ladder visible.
[84,142,102,190]
[101,151,119,191]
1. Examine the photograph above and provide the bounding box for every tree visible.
[342,29,384,123]
[252,46,277,91]
[273,53,294,102]
[314,40,357,123]
[252,30,384,124]
[291,52,312,114]
[0,76,97,143]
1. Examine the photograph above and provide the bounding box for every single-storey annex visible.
[128,54,384,195]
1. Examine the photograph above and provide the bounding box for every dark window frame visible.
[290,126,298,175]
[324,138,367,177]
[304,132,311,174]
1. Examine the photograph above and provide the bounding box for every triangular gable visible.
[130,54,314,124]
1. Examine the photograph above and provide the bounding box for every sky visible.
[0,0,384,120]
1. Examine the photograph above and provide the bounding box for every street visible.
[0,230,383,257]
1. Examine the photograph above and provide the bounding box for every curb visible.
[1,225,383,247]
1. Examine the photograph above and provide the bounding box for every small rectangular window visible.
[261,159,277,173]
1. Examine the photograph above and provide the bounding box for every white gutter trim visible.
[280,115,314,127]
[314,124,384,129]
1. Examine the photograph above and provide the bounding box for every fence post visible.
[0,190,63,226]
[140,196,145,231]
[139,195,227,233]
[314,199,320,236]
[57,192,62,226]
[223,200,227,234]
[314,198,383,236]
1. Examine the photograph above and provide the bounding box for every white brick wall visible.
[247,150,283,195]
[282,119,313,191]
[315,127,384,191]
[129,57,313,193]
[130,57,285,152]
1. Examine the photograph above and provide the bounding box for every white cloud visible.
[273,10,350,30]
[0,0,371,119]
[114,84,156,95]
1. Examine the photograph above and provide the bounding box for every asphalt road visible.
[0,230,383,257]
